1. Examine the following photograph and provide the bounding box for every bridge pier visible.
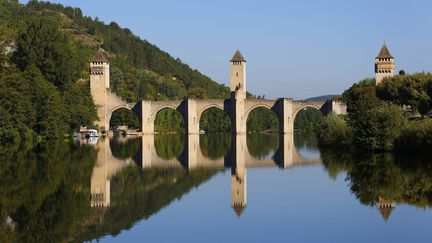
[140,101,154,134]
[186,99,200,134]
[231,92,247,134]
[279,98,294,134]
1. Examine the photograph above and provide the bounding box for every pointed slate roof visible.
[376,43,393,59]
[379,206,394,222]
[230,49,246,62]
[92,48,109,62]
[233,206,246,217]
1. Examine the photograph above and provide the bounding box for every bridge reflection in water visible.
[90,134,322,213]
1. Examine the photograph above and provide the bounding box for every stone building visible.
[375,43,395,84]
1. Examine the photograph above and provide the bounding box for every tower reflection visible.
[89,133,321,216]
[230,134,247,216]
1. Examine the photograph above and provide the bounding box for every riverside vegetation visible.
[315,73,432,153]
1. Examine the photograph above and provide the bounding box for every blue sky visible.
[21,0,432,99]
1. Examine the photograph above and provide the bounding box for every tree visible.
[315,114,352,147]
[377,73,432,115]
[347,90,406,151]
[12,17,79,89]
[0,23,16,70]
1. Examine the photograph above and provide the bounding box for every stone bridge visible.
[90,49,346,134]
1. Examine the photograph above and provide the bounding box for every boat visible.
[85,129,99,138]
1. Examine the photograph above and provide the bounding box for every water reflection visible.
[321,150,432,221]
[2,134,432,242]
[90,133,322,212]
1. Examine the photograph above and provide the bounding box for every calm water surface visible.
[1,133,431,242]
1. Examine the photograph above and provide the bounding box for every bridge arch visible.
[152,106,186,133]
[291,103,325,133]
[150,105,182,123]
[196,103,225,123]
[292,104,323,122]
[108,105,141,131]
[244,102,279,133]
[197,103,232,133]
[244,103,276,124]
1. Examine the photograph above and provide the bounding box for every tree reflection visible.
[154,134,185,159]
[78,166,220,241]
[199,133,231,159]
[0,142,97,242]
[294,132,318,149]
[322,149,432,211]
[110,137,141,159]
[246,133,278,159]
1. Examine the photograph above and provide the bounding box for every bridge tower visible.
[90,48,110,131]
[375,42,395,85]
[230,50,247,98]
[230,50,247,134]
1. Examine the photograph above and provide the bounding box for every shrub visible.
[394,119,432,153]
[315,114,352,148]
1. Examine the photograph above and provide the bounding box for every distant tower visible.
[375,43,395,84]
[230,50,247,99]
[90,48,110,131]
[376,197,396,222]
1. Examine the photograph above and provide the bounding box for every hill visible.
[0,0,234,143]
[303,95,338,102]
[1,0,230,101]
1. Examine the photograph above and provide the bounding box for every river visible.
[0,133,431,242]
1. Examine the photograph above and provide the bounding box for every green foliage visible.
[199,133,231,159]
[12,16,80,89]
[294,108,323,132]
[24,66,68,138]
[0,63,98,145]
[0,141,97,242]
[376,72,432,116]
[247,107,279,133]
[350,96,406,151]
[341,78,376,108]
[77,166,220,241]
[315,114,352,148]
[63,81,98,131]
[20,0,230,101]
[154,108,185,133]
[200,108,231,133]
[1,0,234,145]
[394,119,432,153]
[322,149,432,207]
[154,134,185,159]
[246,133,279,158]
[342,80,407,151]
[110,137,141,160]
[320,74,432,152]
[110,108,140,129]
[0,23,17,70]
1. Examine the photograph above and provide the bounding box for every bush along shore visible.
[315,73,432,154]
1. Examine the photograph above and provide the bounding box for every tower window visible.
[236,72,238,77]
